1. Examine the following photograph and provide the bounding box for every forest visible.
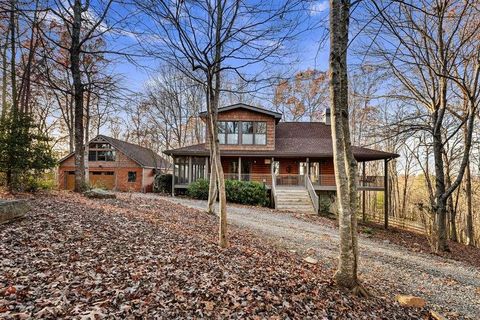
[1,0,480,318]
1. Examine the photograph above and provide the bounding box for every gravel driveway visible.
[134,194,480,319]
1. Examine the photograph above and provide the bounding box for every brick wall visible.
[205,108,276,151]
[58,150,152,192]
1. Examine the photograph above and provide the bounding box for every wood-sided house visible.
[58,135,170,192]
[164,103,399,215]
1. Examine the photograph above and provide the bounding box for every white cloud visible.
[309,1,329,16]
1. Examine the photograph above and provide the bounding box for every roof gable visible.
[58,135,171,168]
[200,103,282,123]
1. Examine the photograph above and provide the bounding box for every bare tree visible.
[136,0,304,248]
[367,0,480,252]
[329,0,366,295]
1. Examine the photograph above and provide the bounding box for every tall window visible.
[218,121,239,144]
[241,121,266,145]
[175,157,189,184]
[192,157,206,182]
[242,122,254,144]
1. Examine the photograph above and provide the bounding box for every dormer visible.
[200,103,282,151]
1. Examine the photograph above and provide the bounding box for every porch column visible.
[171,156,175,197]
[205,157,209,179]
[188,156,193,184]
[238,157,242,181]
[384,158,389,229]
[362,161,366,222]
[306,157,310,176]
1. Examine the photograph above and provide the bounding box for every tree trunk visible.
[330,0,363,293]
[1,27,9,122]
[7,0,17,190]
[464,127,474,246]
[432,134,448,252]
[207,113,218,214]
[71,0,85,192]
[207,152,218,214]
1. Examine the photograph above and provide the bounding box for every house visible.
[58,135,170,192]
[164,103,399,216]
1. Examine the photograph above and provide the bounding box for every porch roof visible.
[164,122,399,161]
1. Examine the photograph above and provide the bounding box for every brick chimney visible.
[323,108,331,125]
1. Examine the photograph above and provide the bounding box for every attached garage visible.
[89,171,115,190]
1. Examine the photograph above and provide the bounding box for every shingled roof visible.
[59,135,171,168]
[199,103,283,123]
[164,122,398,161]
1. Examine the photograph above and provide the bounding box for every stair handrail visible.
[305,174,319,214]
[271,173,277,209]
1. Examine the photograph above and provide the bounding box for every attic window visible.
[89,143,111,149]
[88,150,115,161]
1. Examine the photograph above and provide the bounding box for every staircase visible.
[274,187,316,214]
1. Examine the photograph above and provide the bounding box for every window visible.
[88,150,115,161]
[255,122,267,145]
[240,121,266,145]
[242,122,254,144]
[218,122,226,144]
[218,121,239,144]
[89,143,110,149]
[192,157,206,182]
[226,121,238,144]
[175,157,189,184]
[128,171,137,182]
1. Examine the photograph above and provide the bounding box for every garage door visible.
[89,171,115,190]
[65,171,75,190]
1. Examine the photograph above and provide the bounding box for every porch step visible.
[274,188,316,214]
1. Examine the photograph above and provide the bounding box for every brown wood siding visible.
[205,109,276,151]
[279,159,300,174]
[320,159,335,185]
[58,149,150,192]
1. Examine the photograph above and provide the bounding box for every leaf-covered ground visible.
[1,192,428,319]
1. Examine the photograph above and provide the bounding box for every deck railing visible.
[219,173,384,189]
[275,174,306,187]
[311,174,384,189]
[224,173,271,185]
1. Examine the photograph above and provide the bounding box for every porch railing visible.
[310,174,384,189]
[219,173,384,189]
[275,174,306,187]
[223,173,271,185]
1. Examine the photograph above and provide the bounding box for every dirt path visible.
[137,194,480,319]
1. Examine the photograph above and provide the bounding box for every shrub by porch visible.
[187,179,269,207]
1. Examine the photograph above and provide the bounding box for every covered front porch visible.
[171,155,387,192]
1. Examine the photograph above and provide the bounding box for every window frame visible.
[239,121,267,145]
[218,121,239,145]
[88,143,116,162]
[127,171,137,183]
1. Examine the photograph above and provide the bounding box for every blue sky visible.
[107,0,331,93]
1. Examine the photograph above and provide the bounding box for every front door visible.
[241,160,252,181]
